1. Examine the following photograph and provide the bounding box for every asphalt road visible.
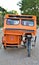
[0,28,39,65]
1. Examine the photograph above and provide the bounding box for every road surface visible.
[0,28,39,65]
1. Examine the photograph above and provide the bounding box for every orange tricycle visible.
[2,14,37,57]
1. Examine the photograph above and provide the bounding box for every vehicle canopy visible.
[3,14,36,36]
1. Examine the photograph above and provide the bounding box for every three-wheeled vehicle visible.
[2,14,37,57]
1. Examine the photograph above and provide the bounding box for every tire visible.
[3,46,6,49]
[15,46,18,48]
[34,36,37,43]
[27,39,31,57]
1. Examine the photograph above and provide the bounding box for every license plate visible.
[10,36,14,40]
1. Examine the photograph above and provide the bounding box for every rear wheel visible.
[3,45,6,49]
[14,46,18,48]
[34,36,37,43]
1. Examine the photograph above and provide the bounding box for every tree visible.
[18,0,39,24]
[7,10,18,14]
[0,6,18,27]
[0,6,18,16]
[0,6,7,17]
[0,6,6,12]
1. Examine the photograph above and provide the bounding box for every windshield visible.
[6,19,19,25]
[21,20,34,26]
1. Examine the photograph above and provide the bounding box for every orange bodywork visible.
[2,14,37,47]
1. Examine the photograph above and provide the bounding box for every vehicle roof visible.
[4,14,36,19]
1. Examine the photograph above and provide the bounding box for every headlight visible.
[27,35,31,37]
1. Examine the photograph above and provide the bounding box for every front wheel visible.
[27,39,31,57]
